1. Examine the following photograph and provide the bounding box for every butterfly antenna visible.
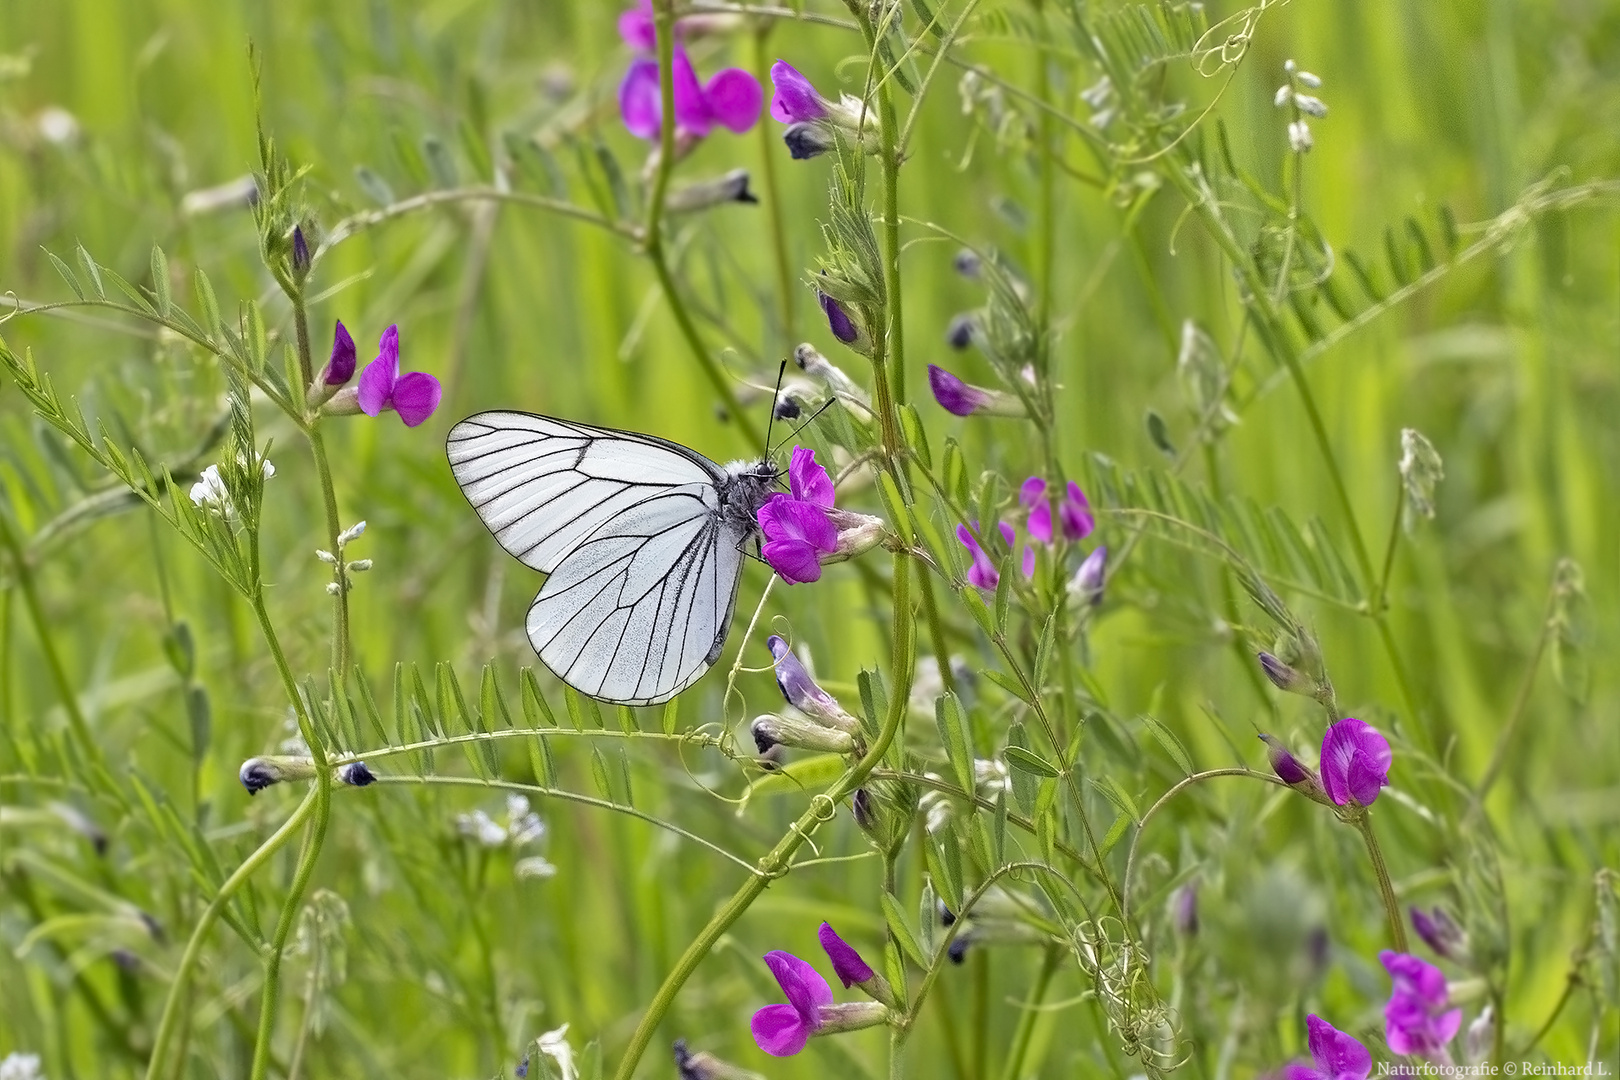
[763,359,788,459]
[781,397,837,448]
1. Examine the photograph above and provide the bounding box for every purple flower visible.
[323,320,356,386]
[751,950,832,1057]
[617,0,659,51]
[770,60,830,124]
[1173,883,1199,936]
[759,447,836,585]
[291,226,310,276]
[1259,734,1314,786]
[619,48,761,141]
[957,521,1016,590]
[1381,951,1463,1058]
[819,292,859,344]
[356,325,441,427]
[1319,718,1392,807]
[1058,482,1094,540]
[1411,907,1467,960]
[1279,1015,1372,1080]
[767,635,858,732]
[1021,477,1054,543]
[818,923,874,988]
[929,364,993,416]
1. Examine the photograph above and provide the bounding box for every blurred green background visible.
[2,0,1617,1077]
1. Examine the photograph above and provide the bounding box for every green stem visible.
[890,1024,908,1080]
[753,22,796,343]
[915,571,956,696]
[1473,577,1559,806]
[249,785,330,1080]
[999,946,1061,1080]
[306,428,350,681]
[876,68,907,406]
[1352,812,1408,952]
[609,557,913,1080]
[1374,479,1405,613]
[143,790,318,1080]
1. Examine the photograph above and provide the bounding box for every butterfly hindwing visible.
[448,410,748,705]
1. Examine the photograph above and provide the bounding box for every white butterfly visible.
[447,411,779,705]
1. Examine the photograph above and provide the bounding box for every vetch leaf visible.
[1004,744,1060,779]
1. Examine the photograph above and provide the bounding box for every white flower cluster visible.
[455,795,554,879]
[1274,59,1327,153]
[188,457,275,513]
[0,1052,44,1080]
[319,520,373,595]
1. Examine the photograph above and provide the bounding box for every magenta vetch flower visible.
[770,60,829,123]
[356,325,441,427]
[1019,477,1091,544]
[957,521,1015,590]
[759,447,836,585]
[1020,477,1054,543]
[1319,718,1392,807]
[1279,1015,1372,1080]
[323,320,356,386]
[1381,951,1463,1058]
[1058,481,1094,540]
[818,923,874,988]
[617,0,659,51]
[619,48,760,141]
[751,950,832,1057]
[929,364,993,416]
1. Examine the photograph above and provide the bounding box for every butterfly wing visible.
[447,411,746,705]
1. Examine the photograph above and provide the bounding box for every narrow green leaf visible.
[194,269,222,337]
[617,705,638,735]
[1100,811,1132,856]
[354,666,390,747]
[1004,744,1060,779]
[930,830,965,913]
[879,890,927,968]
[75,243,106,299]
[45,250,84,300]
[1033,613,1057,687]
[1093,776,1140,822]
[982,668,1034,705]
[150,247,172,317]
[1139,713,1193,775]
[900,403,931,469]
[661,697,679,736]
[934,691,974,795]
[520,668,557,728]
[354,165,396,206]
[589,746,613,802]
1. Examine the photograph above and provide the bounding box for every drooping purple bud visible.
[750,714,855,755]
[1258,651,1315,696]
[1258,733,1312,786]
[1410,906,1467,960]
[852,788,875,830]
[673,1039,755,1080]
[818,922,875,987]
[339,761,376,787]
[929,363,990,415]
[945,313,976,350]
[325,320,357,386]
[767,635,859,732]
[1173,883,1199,936]
[773,397,802,420]
[819,292,859,344]
[292,226,310,277]
[1070,545,1108,606]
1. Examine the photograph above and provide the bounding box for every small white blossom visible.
[348,559,373,572]
[1294,94,1328,117]
[1284,58,1298,74]
[337,520,367,546]
[1296,70,1322,88]
[259,458,275,480]
[1273,85,1292,108]
[1288,121,1314,153]
[456,809,508,847]
[36,106,79,145]
[0,1053,44,1080]
[189,465,229,508]
[315,549,337,564]
[515,855,558,880]
[536,1025,578,1080]
[325,582,343,595]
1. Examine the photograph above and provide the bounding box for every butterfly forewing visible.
[447,411,751,705]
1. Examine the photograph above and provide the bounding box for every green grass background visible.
[2,0,1617,1077]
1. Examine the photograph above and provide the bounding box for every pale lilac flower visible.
[1173,883,1199,936]
[957,521,1016,590]
[1259,651,1314,696]
[356,325,441,427]
[767,636,858,732]
[1381,951,1463,1058]
[1319,718,1391,807]
[619,49,760,141]
[751,950,832,1057]
[1279,1015,1372,1080]
[1070,545,1108,606]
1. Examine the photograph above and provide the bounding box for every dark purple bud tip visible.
[1258,651,1313,695]
[819,291,859,344]
[784,121,835,159]
[239,758,277,796]
[752,722,780,755]
[819,922,876,988]
[1258,733,1312,786]
[1411,906,1465,959]
[774,397,802,421]
[947,935,972,964]
[339,761,376,787]
[1174,883,1199,936]
[953,248,983,278]
[292,226,310,274]
[938,900,957,927]
[945,313,976,350]
[112,948,141,973]
[325,320,357,385]
[928,363,989,416]
[852,788,875,830]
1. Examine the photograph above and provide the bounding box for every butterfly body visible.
[447,411,778,705]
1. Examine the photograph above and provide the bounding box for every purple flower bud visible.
[1173,883,1199,936]
[953,248,982,278]
[819,292,859,344]
[1071,545,1108,606]
[767,635,859,732]
[1258,651,1315,696]
[1381,951,1462,1058]
[1410,906,1467,960]
[945,313,976,349]
[851,788,875,830]
[818,922,875,988]
[783,121,835,159]
[291,226,311,276]
[750,715,854,755]
[324,320,357,386]
[769,60,829,124]
[1258,733,1313,786]
[929,363,991,415]
[339,761,376,787]
[239,758,278,795]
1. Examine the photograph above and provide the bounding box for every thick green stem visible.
[610,557,913,1080]
[143,790,318,1080]
[1352,812,1408,952]
[877,68,907,405]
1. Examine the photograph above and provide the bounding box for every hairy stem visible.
[1352,812,1408,952]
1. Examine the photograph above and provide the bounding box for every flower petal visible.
[1321,719,1390,806]
[671,48,711,136]
[819,292,859,344]
[751,1003,812,1057]
[1306,1014,1371,1080]
[770,59,827,123]
[819,922,876,988]
[928,363,987,416]
[391,371,442,427]
[619,58,663,139]
[957,523,998,589]
[1021,544,1036,578]
[617,1,657,51]
[356,356,396,418]
[704,67,762,133]
[789,446,835,508]
[1060,481,1095,540]
[1345,751,1388,806]
[325,320,357,385]
[764,950,833,1015]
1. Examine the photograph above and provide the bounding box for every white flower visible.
[536,1024,578,1080]
[0,1052,45,1080]
[456,809,508,847]
[315,549,337,564]
[1273,85,1292,108]
[1288,121,1314,153]
[1294,94,1328,117]
[189,465,228,508]
[259,458,275,480]
[515,856,558,880]
[36,107,79,145]
[1296,70,1322,88]
[338,520,367,546]
[505,795,546,847]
